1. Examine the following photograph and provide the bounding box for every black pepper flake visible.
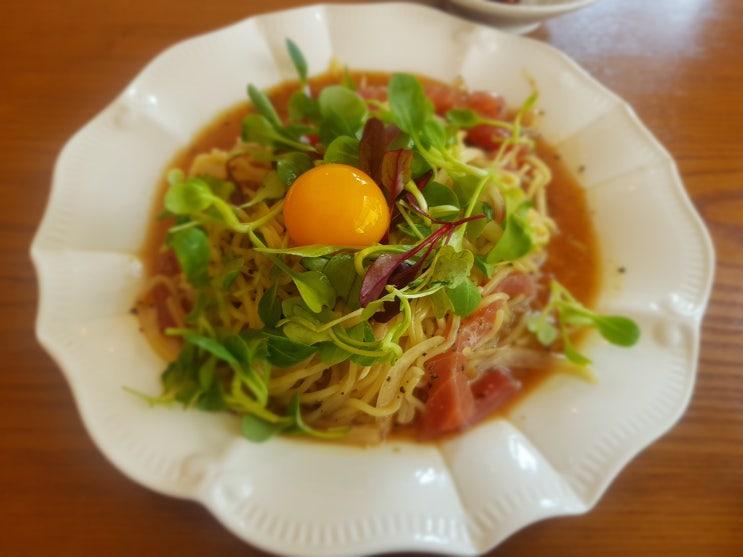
[386,376,391,382]
[578,164,586,173]
[129,306,138,315]
[618,266,627,274]
[399,386,406,394]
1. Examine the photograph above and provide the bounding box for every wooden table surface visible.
[2,0,741,555]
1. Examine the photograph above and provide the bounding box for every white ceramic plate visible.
[31,3,715,556]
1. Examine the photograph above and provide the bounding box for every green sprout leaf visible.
[388,73,434,136]
[446,279,481,317]
[258,281,282,327]
[286,38,308,85]
[293,270,336,313]
[169,227,210,287]
[240,171,287,208]
[530,280,641,365]
[265,332,317,367]
[178,331,239,366]
[288,90,321,124]
[486,210,533,266]
[324,136,360,166]
[307,253,363,308]
[594,315,641,347]
[526,313,559,345]
[241,113,316,153]
[164,171,213,215]
[241,413,287,443]
[317,85,368,144]
[445,108,480,128]
[428,245,473,288]
[422,180,461,221]
[247,83,282,127]
[277,152,315,186]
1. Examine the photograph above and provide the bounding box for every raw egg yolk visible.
[283,163,390,246]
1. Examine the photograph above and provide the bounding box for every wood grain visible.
[1,1,741,556]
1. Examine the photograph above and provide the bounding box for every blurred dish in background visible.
[447,0,598,34]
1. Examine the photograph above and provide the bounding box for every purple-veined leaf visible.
[381,149,412,204]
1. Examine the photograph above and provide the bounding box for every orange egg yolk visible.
[283,163,390,246]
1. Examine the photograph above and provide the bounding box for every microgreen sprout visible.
[164,169,284,235]
[527,280,641,364]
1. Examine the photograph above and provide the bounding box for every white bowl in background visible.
[447,0,598,34]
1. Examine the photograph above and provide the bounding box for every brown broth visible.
[140,70,601,432]
[498,143,600,415]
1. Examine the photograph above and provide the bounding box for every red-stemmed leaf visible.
[358,118,386,185]
[359,229,444,307]
[381,149,412,204]
[380,148,413,243]
[416,170,433,191]
[360,217,485,311]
